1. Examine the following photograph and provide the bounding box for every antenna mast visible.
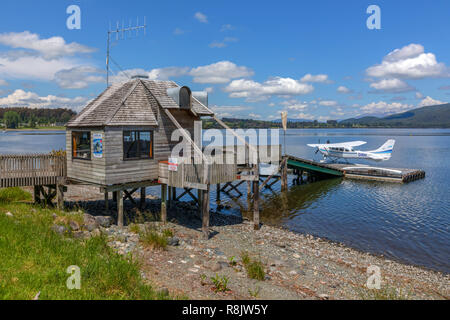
[107,17,147,87]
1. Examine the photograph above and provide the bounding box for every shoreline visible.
[42,185,449,300]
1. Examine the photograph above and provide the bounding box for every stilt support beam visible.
[117,190,124,228]
[202,185,210,240]
[161,184,167,224]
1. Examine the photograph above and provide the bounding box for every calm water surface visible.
[0,129,449,273]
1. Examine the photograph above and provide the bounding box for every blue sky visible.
[0,0,449,121]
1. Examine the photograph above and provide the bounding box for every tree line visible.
[0,107,76,129]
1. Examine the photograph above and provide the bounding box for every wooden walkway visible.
[0,154,66,188]
[285,155,425,183]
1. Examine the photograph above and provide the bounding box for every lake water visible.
[1,129,449,273]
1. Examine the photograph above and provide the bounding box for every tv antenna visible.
[106,17,147,87]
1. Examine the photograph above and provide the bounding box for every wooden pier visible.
[283,154,425,183]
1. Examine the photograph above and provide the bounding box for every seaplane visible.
[307,139,395,163]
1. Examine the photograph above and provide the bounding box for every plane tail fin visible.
[373,139,395,157]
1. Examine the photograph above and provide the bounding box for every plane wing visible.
[307,141,367,148]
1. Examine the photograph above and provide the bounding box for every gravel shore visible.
[46,185,450,300]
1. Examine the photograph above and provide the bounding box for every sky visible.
[0,0,449,121]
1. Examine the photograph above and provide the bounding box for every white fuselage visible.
[318,146,391,162]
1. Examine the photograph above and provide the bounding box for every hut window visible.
[123,131,153,160]
[72,131,91,160]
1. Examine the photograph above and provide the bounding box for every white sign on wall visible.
[168,158,178,171]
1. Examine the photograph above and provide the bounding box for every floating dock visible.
[285,155,425,183]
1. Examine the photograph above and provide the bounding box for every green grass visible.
[210,274,230,293]
[240,251,265,281]
[139,227,168,251]
[359,286,410,300]
[0,188,166,300]
[0,187,32,203]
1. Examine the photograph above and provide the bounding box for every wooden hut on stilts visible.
[65,76,281,239]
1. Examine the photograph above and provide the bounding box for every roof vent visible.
[131,75,149,79]
[167,86,192,109]
[192,91,208,107]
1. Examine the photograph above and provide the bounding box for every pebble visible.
[211,262,222,272]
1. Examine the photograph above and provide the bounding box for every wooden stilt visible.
[161,184,167,224]
[104,191,109,212]
[281,157,288,191]
[247,181,252,198]
[168,186,172,205]
[202,185,210,240]
[253,180,260,230]
[197,189,202,216]
[117,190,124,228]
[172,187,176,202]
[140,187,146,209]
[216,184,221,203]
[56,184,64,210]
[33,185,41,204]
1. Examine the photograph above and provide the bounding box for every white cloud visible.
[318,100,338,107]
[173,28,185,35]
[280,99,308,110]
[0,31,98,86]
[337,86,352,94]
[0,31,95,60]
[225,77,314,101]
[419,96,445,107]
[366,43,449,80]
[291,112,315,120]
[220,24,235,32]
[369,78,414,93]
[0,89,89,111]
[360,101,413,115]
[248,113,261,119]
[0,55,79,81]
[415,92,424,99]
[194,12,208,23]
[108,61,252,85]
[209,37,238,49]
[209,105,253,119]
[190,61,253,84]
[148,67,190,81]
[300,74,332,83]
[54,66,104,89]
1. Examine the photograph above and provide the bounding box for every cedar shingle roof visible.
[67,79,214,127]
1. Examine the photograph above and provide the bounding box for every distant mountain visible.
[340,104,450,128]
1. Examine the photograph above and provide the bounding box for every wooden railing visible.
[159,159,237,190]
[0,154,67,188]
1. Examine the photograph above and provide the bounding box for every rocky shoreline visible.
[49,185,449,300]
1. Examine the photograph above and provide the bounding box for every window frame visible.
[71,131,92,161]
[123,130,154,161]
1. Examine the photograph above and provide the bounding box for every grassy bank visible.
[0,188,165,300]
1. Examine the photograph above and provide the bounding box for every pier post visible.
[253,180,260,230]
[33,185,41,204]
[281,157,288,191]
[117,190,124,228]
[216,184,221,203]
[201,185,210,240]
[161,184,167,224]
[57,184,64,210]
[104,192,109,212]
[140,187,146,209]
[168,186,172,206]
[172,187,176,203]
[247,181,252,199]
[197,189,202,217]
